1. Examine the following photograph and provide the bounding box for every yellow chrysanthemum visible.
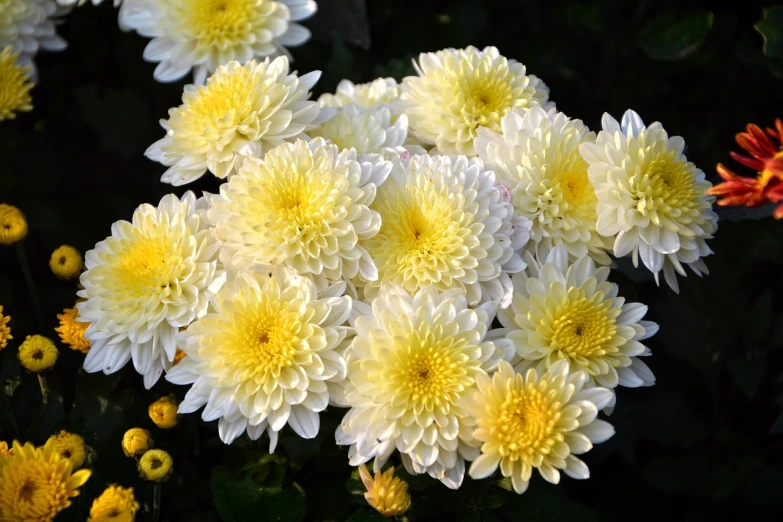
[46,431,87,470]
[0,305,11,350]
[207,138,390,288]
[0,46,33,121]
[55,306,90,354]
[466,360,614,494]
[88,485,140,522]
[0,442,11,458]
[0,440,92,521]
[148,397,179,429]
[18,335,58,373]
[358,464,411,518]
[49,245,84,280]
[402,46,551,156]
[138,449,172,483]
[121,428,153,458]
[146,57,327,186]
[0,203,28,245]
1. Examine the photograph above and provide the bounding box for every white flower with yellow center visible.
[492,245,657,412]
[476,108,611,265]
[363,154,530,309]
[207,138,391,288]
[402,46,551,156]
[146,57,328,186]
[579,110,718,292]
[0,0,67,74]
[337,284,502,489]
[318,78,402,111]
[119,0,317,83]
[466,360,615,494]
[308,103,413,158]
[167,267,351,447]
[78,192,226,388]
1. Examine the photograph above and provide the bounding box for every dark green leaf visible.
[640,11,714,61]
[211,467,306,522]
[755,6,783,59]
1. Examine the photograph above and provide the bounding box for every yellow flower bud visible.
[88,485,140,522]
[55,306,90,354]
[358,464,411,517]
[138,449,173,483]
[122,428,153,458]
[0,305,11,350]
[0,203,27,245]
[49,245,84,280]
[18,334,58,373]
[148,396,179,429]
[47,430,88,469]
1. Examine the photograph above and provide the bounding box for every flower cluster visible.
[74,44,721,500]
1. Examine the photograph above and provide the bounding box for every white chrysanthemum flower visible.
[362,154,530,309]
[402,46,551,156]
[337,284,503,489]
[0,0,67,73]
[167,267,351,447]
[119,0,317,83]
[308,103,412,158]
[207,138,391,288]
[466,360,615,494]
[78,192,226,388]
[318,78,402,111]
[146,57,328,186]
[492,245,657,412]
[56,0,120,7]
[579,110,718,292]
[476,108,611,265]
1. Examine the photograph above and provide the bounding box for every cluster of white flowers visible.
[78,45,719,494]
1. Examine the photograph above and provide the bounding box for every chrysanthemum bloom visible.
[363,154,530,309]
[78,192,225,389]
[55,306,90,354]
[309,103,414,158]
[0,203,27,244]
[0,442,10,457]
[337,285,502,489]
[18,334,58,373]
[466,360,614,494]
[402,46,551,156]
[119,0,317,83]
[579,110,718,292]
[121,428,153,458]
[207,138,390,287]
[146,57,328,186]
[88,485,139,522]
[0,305,11,350]
[0,441,92,520]
[492,246,657,412]
[0,46,33,121]
[138,449,172,482]
[46,431,87,470]
[707,119,783,219]
[167,267,352,447]
[358,464,411,518]
[475,108,610,265]
[148,396,179,429]
[0,0,67,75]
[57,0,121,7]
[49,245,84,280]
[319,78,402,112]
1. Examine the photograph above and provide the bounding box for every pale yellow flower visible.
[0,46,33,121]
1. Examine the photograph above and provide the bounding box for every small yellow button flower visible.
[122,428,154,458]
[55,306,90,354]
[47,430,88,469]
[0,203,27,245]
[50,245,85,280]
[0,46,33,121]
[148,396,179,429]
[138,449,173,483]
[18,334,58,373]
[358,464,411,518]
[88,485,140,522]
[0,305,11,350]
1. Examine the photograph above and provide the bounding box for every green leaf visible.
[211,467,306,522]
[640,11,714,61]
[756,6,783,59]
[345,509,387,522]
[728,357,766,400]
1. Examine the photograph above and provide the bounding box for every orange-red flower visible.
[708,119,783,218]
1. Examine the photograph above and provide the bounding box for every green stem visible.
[15,242,45,332]
[35,374,48,436]
[151,483,162,522]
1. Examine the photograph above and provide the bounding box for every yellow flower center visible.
[560,165,594,210]
[460,74,514,133]
[17,479,36,502]
[493,383,561,458]
[0,46,33,121]
[635,149,701,222]
[115,236,177,292]
[548,293,617,359]
[179,0,278,48]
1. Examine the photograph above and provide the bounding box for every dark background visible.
[1,0,783,520]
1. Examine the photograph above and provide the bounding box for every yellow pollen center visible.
[184,0,259,43]
[117,237,175,290]
[548,293,616,360]
[560,167,593,209]
[462,76,513,132]
[636,151,699,216]
[495,386,560,457]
